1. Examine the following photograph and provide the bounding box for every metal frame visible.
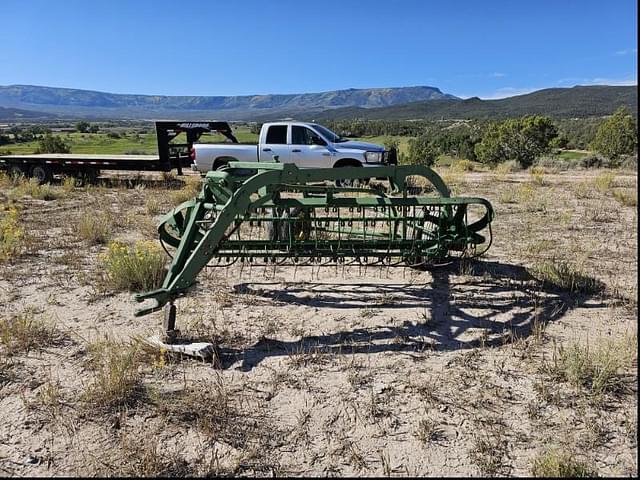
[134,162,495,335]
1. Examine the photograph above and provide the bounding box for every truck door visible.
[261,125,290,163]
[290,125,332,168]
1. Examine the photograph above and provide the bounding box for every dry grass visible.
[81,338,150,413]
[414,416,444,444]
[92,434,192,477]
[145,195,165,215]
[76,210,114,244]
[440,170,465,192]
[0,309,62,356]
[530,260,602,294]
[469,427,509,476]
[451,159,475,172]
[0,167,637,476]
[499,182,537,204]
[61,176,78,194]
[154,378,249,441]
[0,206,25,262]
[170,175,202,205]
[529,166,546,186]
[593,171,615,193]
[541,333,637,397]
[494,160,519,174]
[531,449,596,477]
[99,240,166,291]
[612,188,637,207]
[16,178,59,201]
[572,180,594,199]
[0,172,12,188]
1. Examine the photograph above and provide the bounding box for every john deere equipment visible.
[135,162,494,339]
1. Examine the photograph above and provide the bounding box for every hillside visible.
[305,85,638,121]
[0,85,456,120]
[0,106,58,121]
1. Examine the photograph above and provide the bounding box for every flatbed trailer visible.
[0,121,238,183]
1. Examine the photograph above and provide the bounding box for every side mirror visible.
[311,136,326,146]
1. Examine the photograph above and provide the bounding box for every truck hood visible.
[334,140,384,152]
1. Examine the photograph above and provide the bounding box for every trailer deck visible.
[0,153,164,171]
[0,121,238,182]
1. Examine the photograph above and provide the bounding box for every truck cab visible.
[191,121,396,175]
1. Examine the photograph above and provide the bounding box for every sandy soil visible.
[0,168,637,476]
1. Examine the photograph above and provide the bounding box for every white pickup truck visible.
[191,121,396,185]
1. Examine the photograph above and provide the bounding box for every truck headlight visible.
[365,151,382,163]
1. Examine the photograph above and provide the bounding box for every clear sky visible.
[0,0,637,99]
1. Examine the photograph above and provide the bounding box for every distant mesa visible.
[0,84,457,121]
[0,84,636,121]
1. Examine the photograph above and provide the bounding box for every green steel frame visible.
[134,162,494,334]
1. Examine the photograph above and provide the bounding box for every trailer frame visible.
[0,121,239,182]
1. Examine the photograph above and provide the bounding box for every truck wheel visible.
[30,165,53,184]
[334,162,363,188]
[213,160,229,171]
[267,208,311,245]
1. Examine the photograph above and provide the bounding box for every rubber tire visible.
[8,165,25,179]
[30,164,53,184]
[78,167,99,185]
[334,162,363,188]
[267,208,311,244]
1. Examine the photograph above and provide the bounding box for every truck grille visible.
[383,148,398,165]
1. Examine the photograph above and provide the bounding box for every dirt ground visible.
[0,167,637,476]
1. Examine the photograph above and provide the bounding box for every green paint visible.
[134,163,494,318]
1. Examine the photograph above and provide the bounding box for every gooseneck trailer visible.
[0,121,238,183]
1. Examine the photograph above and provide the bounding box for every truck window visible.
[292,126,323,145]
[265,125,287,144]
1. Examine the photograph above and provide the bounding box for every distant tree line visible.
[326,109,636,167]
[2,111,636,165]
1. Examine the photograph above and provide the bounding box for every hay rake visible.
[135,162,494,340]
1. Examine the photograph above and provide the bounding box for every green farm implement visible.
[135,162,494,340]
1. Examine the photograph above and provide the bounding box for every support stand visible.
[163,302,179,344]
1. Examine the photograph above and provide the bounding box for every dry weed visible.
[170,176,202,205]
[530,260,601,294]
[81,338,150,413]
[529,166,546,186]
[612,188,637,207]
[0,309,62,355]
[594,171,615,193]
[541,333,637,397]
[530,449,596,477]
[0,206,25,262]
[99,240,166,291]
[76,210,114,244]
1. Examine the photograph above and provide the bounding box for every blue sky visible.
[0,0,636,99]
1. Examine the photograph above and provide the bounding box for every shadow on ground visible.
[209,260,607,370]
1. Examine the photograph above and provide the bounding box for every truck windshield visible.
[312,125,346,143]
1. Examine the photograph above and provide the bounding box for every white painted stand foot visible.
[144,334,216,361]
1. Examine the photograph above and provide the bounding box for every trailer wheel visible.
[8,165,25,179]
[30,165,53,184]
[78,167,100,185]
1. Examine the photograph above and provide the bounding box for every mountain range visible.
[305,85,637,121]
[0,84,636,122]
[0,85,456,121]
